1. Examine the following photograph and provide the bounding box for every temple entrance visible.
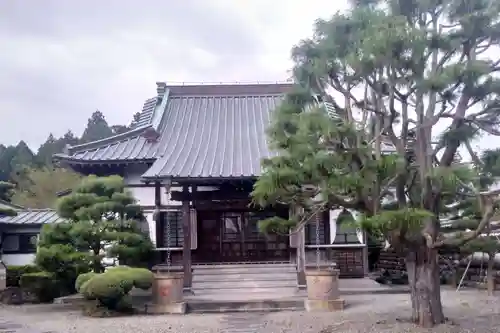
[196,210,290,263]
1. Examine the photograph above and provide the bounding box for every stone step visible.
[192,263,298,302]
[194,279,297,290]
[187,297,304,313]
[192,272,296,282]
[193,262,294,268]
[192,287,298,296]
[193,265,296,275]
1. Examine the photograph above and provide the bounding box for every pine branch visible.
[425,191,499,249]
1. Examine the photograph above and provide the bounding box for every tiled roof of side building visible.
[0,209,65,225]
[55,82,293,178]
[0,199,24,210]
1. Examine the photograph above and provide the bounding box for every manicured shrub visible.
[35,243,91,294]
[106,266,153,289]
[19,271,58,303]
[75,272,97,293]
[80,266,153,313]
[128,268,154,290]
[6,265,41,287]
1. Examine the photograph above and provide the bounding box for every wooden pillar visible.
[362,231,369,276]
[290,206,306,288]
[154,182,164,248]
[182,185,192,290]
[297,226,306,288]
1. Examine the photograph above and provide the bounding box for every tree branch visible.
[424,190,500,248]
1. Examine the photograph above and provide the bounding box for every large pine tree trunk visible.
[406,248,445,328]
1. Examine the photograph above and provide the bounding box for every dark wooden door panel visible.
[196,210,290,263]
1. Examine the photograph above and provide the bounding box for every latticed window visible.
[305,220,328,245]
[2,233,38,254]
[305,211,329,245]
[161,211,184,247]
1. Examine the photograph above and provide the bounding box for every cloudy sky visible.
[0,0,346,150]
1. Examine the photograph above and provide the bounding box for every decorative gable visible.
[142,127,160,143]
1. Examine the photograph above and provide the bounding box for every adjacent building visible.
[0,201,64,266]
[54,82,367,288]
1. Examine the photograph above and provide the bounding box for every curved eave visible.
[140,174,259,183]
[67,92,170,155]
[67,125,152,154]
[54,154,156,166]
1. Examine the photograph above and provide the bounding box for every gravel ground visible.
[0,290,499,333]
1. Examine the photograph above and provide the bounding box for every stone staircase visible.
[191,263,298,301]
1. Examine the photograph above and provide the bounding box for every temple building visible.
[54,82,367,289]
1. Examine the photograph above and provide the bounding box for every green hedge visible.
[20,271,58,303]
[79,267,153,312]
[7,265,41,287]
[75,272,97,293]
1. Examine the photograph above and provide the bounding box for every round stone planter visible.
[148,269,186,314]
[305,268,345,312]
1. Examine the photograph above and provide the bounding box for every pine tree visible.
[447,149,500,295]
[80,110,113,143]
[0,181,14,202]
[36,175,154,285]
[36,131,80,166]
[0,181,17,216]
[252,0,500,327]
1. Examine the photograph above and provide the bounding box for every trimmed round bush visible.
[103,266,153,289]
[75,272,97,293]
[128,268,154,289]
[81,267,153,311]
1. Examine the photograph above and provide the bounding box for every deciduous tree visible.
[11,167,82,208]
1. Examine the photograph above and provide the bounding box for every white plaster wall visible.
[143,211,156,245]
[1,254,35,266]
[127,185,219,207]
[123,165,150,186]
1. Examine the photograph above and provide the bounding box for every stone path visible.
[218,313,267,333]
[0,320,52,333]
[2,291,500,332]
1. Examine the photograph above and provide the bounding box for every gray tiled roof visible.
[67,135,158,162]
[0,209,65,225]
[143,93,283,179]
[56,83,292,179]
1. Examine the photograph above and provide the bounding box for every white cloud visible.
[0,0,344,150]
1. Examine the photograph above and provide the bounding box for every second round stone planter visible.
[305,268,345,312]
[148,266,186,314]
